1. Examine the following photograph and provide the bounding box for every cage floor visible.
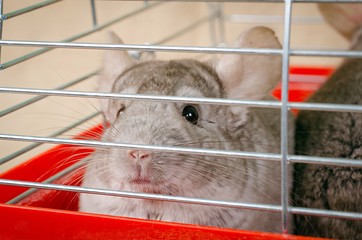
[0,67,333,239]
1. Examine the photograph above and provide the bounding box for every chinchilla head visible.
[91,27,282,197]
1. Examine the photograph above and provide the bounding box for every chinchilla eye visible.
[182,105,198,125]
[116,105,125,118]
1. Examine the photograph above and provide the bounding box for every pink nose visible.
[127,150,152,162]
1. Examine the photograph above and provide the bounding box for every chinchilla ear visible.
[98,31,135,113]
[318,3,362,50]
[215,26,282,117]
[318,3,362,41]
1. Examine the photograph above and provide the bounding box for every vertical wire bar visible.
[0,0,3,66]
[90,0,97,27]
[281,0,293,234]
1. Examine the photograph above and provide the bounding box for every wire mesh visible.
[0,0,361,237]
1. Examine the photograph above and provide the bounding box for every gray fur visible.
[79,27,294,233]
[293,4,362,239]
[293,58,362,239]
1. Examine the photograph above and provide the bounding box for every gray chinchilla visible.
[79,26,295,233]
[293,3,362,239]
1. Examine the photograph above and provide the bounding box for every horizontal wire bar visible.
[289,207,362,220]
[0,111,100,165]
[1,39,361,58]
[1,0,59,20]
[0,133,361,167]
[0,2,162,69]
[1,86,362,113]
[289,155,362,167]
[290,0,361,1]
[7,158,89,204]
[0,133,282,161]
[0,13,214,117]
[0,178,281,212]
[0,70,98,117]
[0,39,282,55]
[288,102,362,113]
[0,86,281,108]
[1,178,361,220]
[291,49,362,58]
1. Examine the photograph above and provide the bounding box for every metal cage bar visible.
[1,0,59,20]
[0,133,361,167]
[6,158,89,204]
[0,2,162,70]
[0,111,100,165]
[1,86,362,113]
[2,39,362,58]
[0,70,98,118]
[1,178,362,221]
[0,0,361,235]
[280,0,292,233]
[90,0,97,27]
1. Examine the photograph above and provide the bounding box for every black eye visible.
[116,105,125,118]
[182,105,199,125]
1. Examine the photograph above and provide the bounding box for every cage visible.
[0,1,361,239]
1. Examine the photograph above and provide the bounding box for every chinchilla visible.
[293,3,362,239]
[79,26,295,233]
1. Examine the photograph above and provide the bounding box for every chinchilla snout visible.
[126,150,152,163]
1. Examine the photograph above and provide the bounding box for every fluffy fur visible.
[293,3,362,239]
[79,26,294,233]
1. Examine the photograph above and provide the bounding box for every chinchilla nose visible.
[127,150,152,163]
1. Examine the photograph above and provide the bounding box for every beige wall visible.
[0,1,349,173]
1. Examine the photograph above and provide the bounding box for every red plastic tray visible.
[0,67,333,239]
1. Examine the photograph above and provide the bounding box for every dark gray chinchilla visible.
[293,3,362,239]
[79,26,295,233]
